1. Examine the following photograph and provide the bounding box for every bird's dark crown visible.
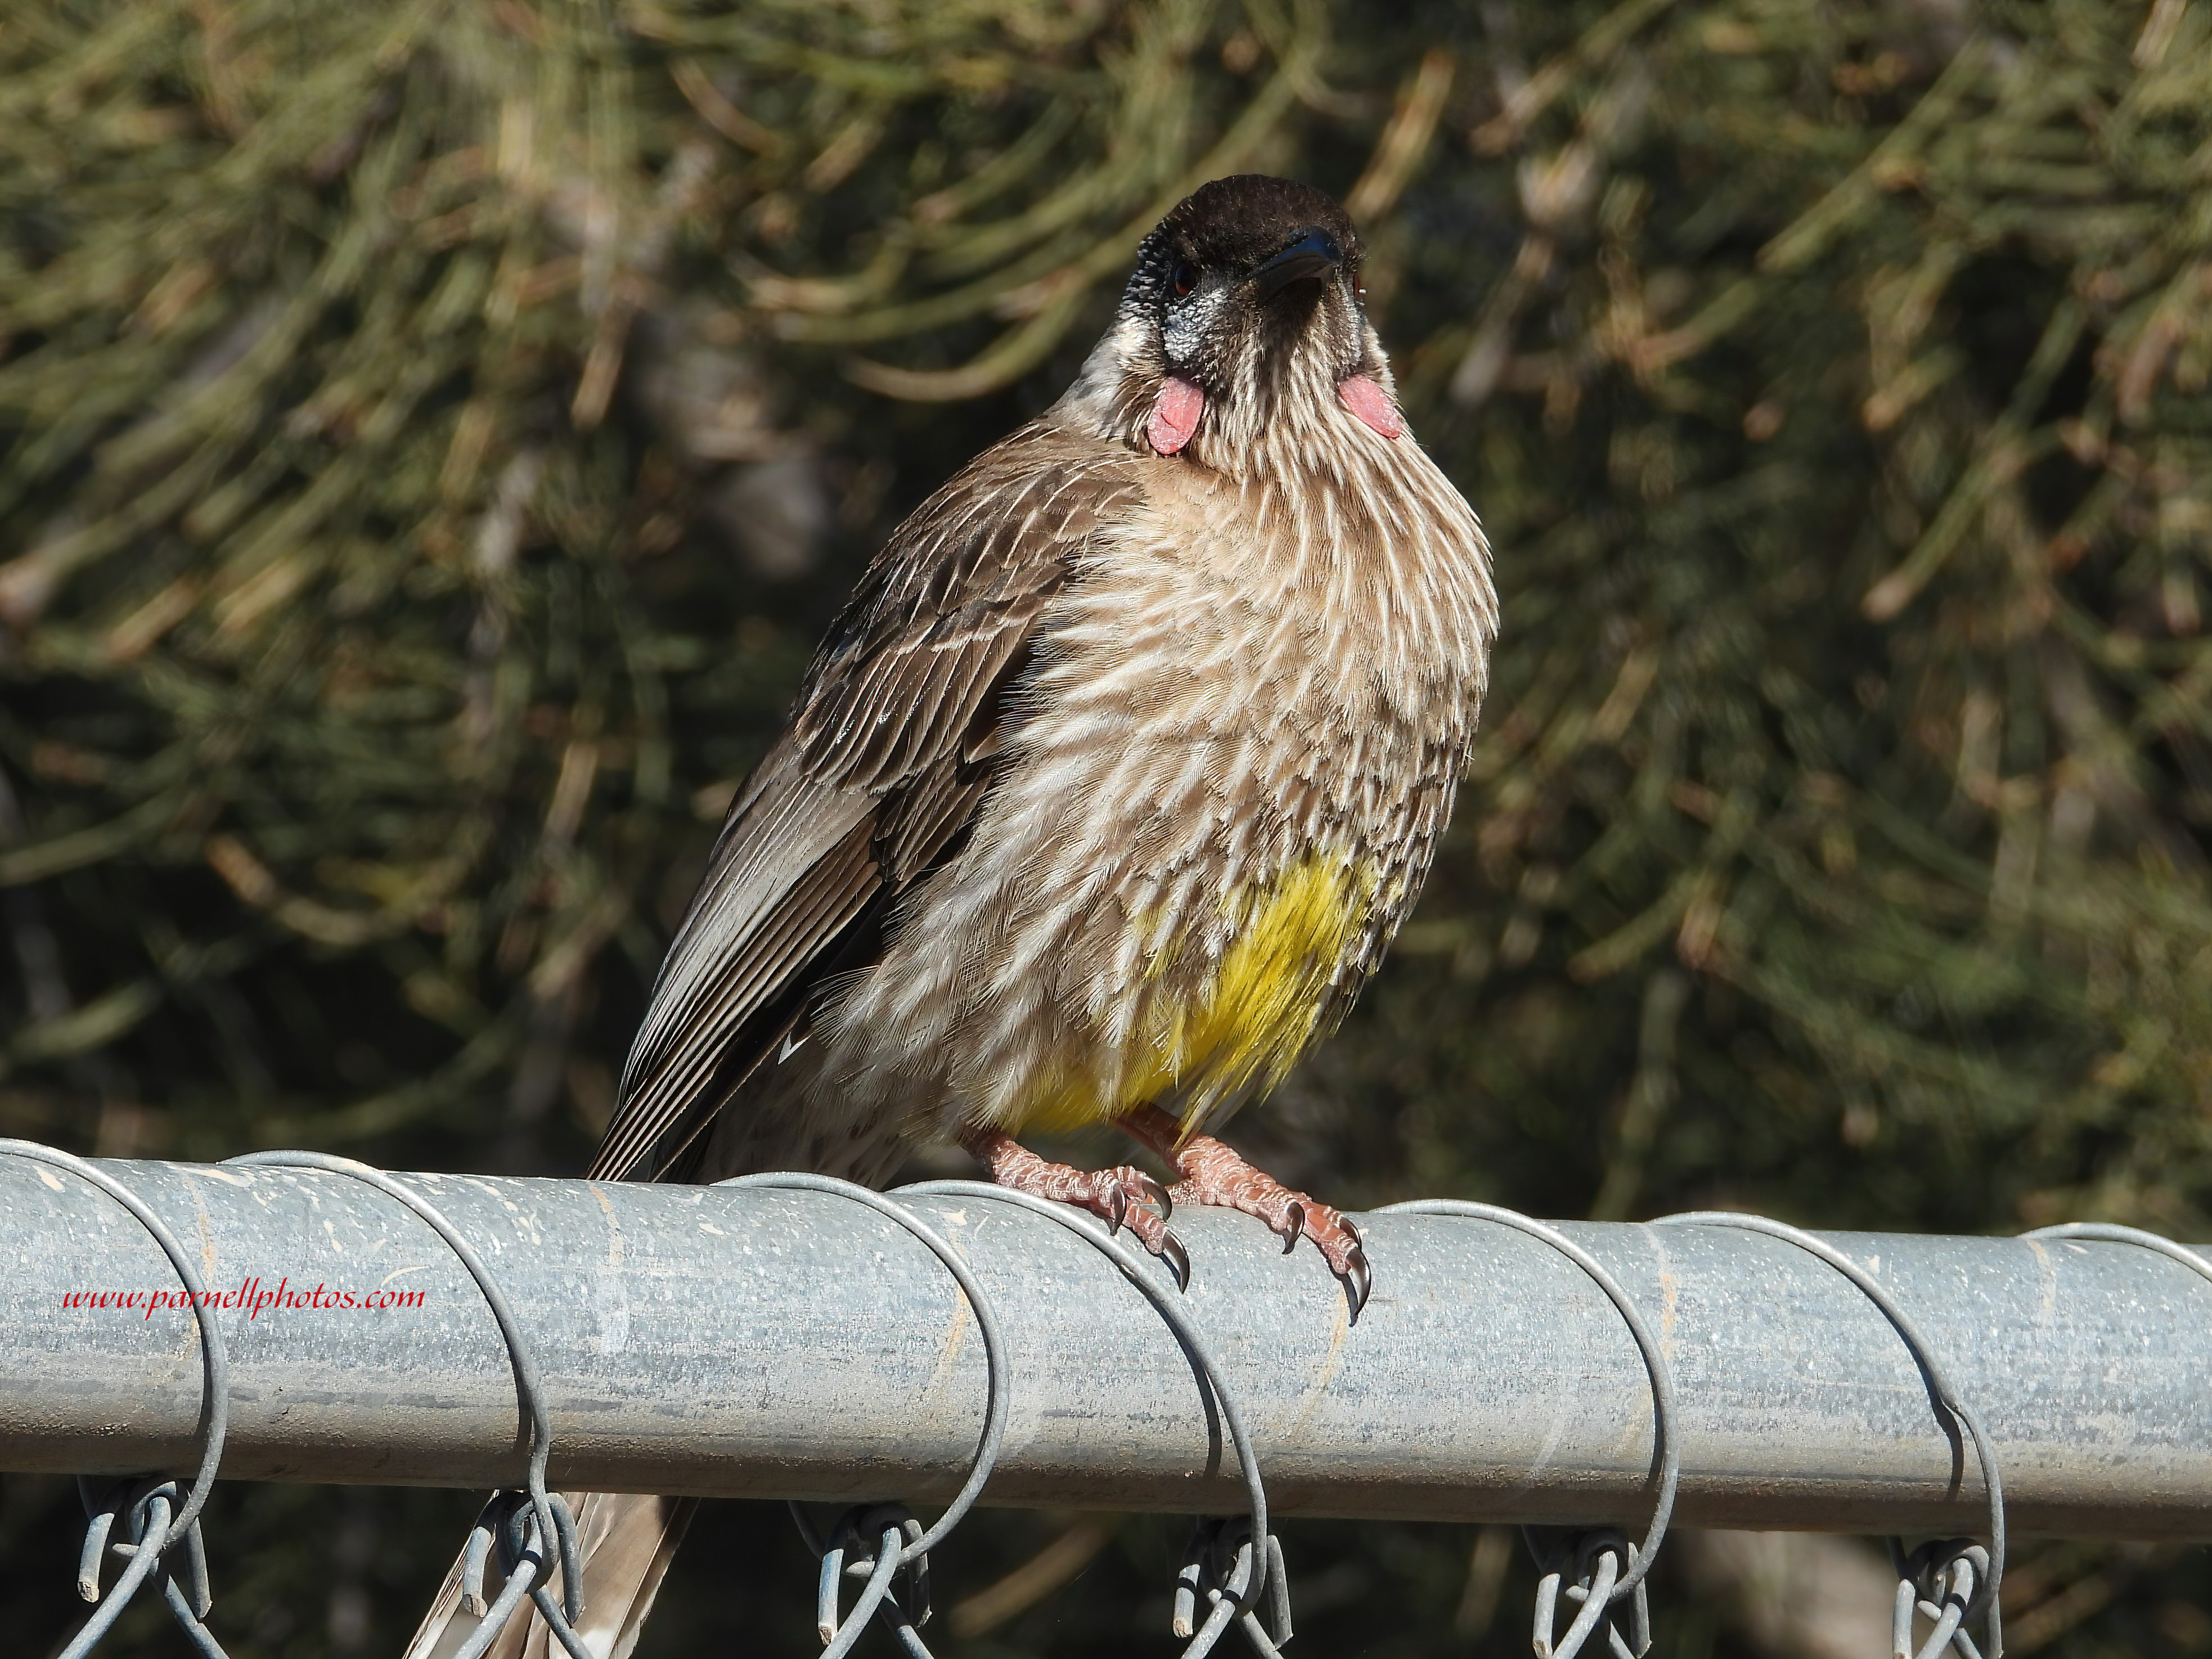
[1077,174,1379,464]
[1148,175,1364,282]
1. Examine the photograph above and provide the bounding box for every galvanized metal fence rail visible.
[3,1143,2207,1659]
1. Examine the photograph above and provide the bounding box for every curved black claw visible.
[1134,1171,1174,1223]
[1339,1229,1372,1323]
[1104,1183,1130,1236]
[1154,1226,1192,1292]
[1281,1201,1305,1255]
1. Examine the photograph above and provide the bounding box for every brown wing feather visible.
[590,422,1143,1181]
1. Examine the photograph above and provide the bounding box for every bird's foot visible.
[1123,1107,1372,1319]
[960,1127,1189,1287]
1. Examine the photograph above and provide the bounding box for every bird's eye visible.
[1170,262,1198,299]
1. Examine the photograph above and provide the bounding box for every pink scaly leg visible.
[959,1125,1190,1288]
[1120,1104,1372,1318]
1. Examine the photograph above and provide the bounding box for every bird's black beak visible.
[1250,227,1343,299]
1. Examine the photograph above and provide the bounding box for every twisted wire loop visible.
[896,1179,1282,1659]
[1174,1517,1292,1659]
[1888,1539,1991,1659]
[716,1174,1011,1659]
[1652,1212,2006,1659]
[793,1504,932,1659]
[74,1478,229,1659]
[1527,1528,1651,1659]
[1379,1199,1681,1659]
[222,1152,590,1659]
[0,1141,234,1659]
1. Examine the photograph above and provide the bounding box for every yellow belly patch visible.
[1016,853,1372,1136]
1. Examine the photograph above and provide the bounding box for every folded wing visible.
[588,424,1142,1183]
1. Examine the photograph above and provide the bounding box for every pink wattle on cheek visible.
[1148,375,1205,456]
[1337,374,1403,439]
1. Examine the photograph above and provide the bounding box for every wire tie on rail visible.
[1379,1198,1679,1659]
[1653,1212,2005,1659]
[224,1152,588,1659]
[897,1179,1284,1659]
[2,1142,235,1659]
[718,1173,1013,1659]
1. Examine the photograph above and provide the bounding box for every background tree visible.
[3,0,2209,1653]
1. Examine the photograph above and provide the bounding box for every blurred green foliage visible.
[4,0,2210,1654]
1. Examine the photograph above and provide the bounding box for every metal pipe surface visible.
[0,1156,2205,1537]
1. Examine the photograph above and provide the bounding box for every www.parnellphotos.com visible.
[59,1278,428,1319]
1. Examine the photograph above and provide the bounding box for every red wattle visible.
[1337,374,1403,439]
[1148,375,1205,456]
